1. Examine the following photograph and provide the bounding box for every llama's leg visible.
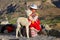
[26,26,29,38]
[16,25,21,38]
[16,26,20,38]
[19,28,23,37]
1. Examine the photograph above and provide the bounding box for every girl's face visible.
[31,8,36,13]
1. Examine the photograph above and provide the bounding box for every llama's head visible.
[43,24,52,30]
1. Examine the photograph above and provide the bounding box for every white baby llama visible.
[16,17,31,38]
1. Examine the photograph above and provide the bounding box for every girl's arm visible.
[34,13,38,21]
[29,16,34,21]
[34,16,38,21]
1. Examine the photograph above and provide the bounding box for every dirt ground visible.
[0,33,60,40]
[54,23,60,30]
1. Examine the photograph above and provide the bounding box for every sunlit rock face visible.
[52,0,60,8]
[45,0,60,8]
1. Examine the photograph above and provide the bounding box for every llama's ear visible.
[25,9,32,16]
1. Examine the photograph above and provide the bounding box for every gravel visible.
[0,34,60,40]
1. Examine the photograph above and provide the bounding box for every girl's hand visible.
[31,21,34,24]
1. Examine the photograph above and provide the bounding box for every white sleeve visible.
[29,16,34,21]
[34,16,38,21]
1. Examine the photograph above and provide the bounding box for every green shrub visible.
[9,18,17,24]
[42,0,47,2]
[41,19,60,24]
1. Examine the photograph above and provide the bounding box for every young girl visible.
[26,4,42,37]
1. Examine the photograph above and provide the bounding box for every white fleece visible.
[25,9,32,16]
[25,9,38,21]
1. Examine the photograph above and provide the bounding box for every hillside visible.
[0,0,60,24]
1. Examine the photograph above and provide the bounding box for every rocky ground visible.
[0,32,60,40]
